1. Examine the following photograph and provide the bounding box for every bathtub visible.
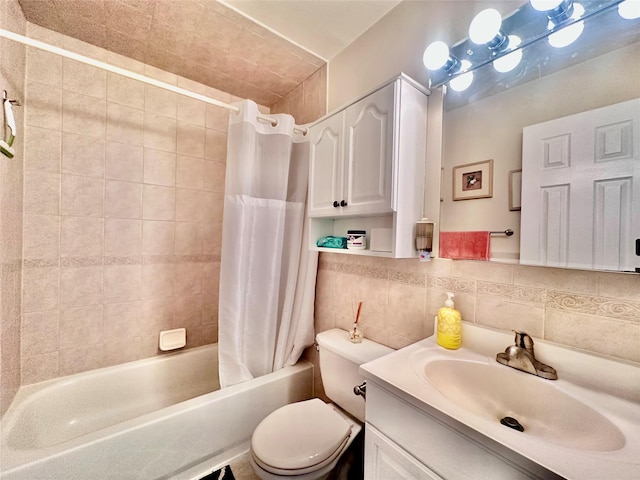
[0,344,314,480]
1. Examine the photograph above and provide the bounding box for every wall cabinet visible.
[307,74,435,258]
[309,82,395,217]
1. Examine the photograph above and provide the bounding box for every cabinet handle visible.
[340,200,348,207]
[333,200,339,208]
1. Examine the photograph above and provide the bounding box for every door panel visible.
[308,112,345,217]
[345,82,395,215]
[522,98,640,271]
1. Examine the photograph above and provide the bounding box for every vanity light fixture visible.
[423,0,634,92]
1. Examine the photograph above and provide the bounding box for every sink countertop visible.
[360,323,640,480]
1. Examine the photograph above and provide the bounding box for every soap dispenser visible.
[437,292,462,350]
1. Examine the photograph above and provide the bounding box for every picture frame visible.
[509,169,522,211]
[452,159,493,201]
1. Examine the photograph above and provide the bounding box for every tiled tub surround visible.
[314,253,640,364]
[18,24,258,385]
[0,0,27,415]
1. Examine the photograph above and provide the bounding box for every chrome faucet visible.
[496,331,558,380]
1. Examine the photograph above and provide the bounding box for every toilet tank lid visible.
[316,329,394,365]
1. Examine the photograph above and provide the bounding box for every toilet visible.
[249,328,393,480]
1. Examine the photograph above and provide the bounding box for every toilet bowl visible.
[249,329,393,480]
[249,399,361,480]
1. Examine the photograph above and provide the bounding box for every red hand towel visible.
[439,231,491,260]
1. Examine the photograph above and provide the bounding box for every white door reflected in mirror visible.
[521,98,640,272]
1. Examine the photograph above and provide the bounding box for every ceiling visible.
[220,0,401,61]
[17,0,401,107]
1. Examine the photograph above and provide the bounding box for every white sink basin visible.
[423,359,625,452]
[360,324,640,480]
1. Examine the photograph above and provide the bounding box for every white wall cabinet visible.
[309,82,395,217]
[308,74,434,258]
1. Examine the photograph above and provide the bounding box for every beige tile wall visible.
[18,23,258,385]
[271,65,327,124]
[315,253,640,362]
[0,0,26,415]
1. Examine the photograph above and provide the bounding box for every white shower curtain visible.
[218,100,318,388]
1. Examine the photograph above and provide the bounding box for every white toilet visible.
[249,328,393,480]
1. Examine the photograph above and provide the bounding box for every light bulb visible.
[493,36,523,73]
[423,41,451,70]
[548,3,585,48]
[450,61,473,92]
[618,0,640,19]
[469,9,503,45]
[530,0,564,11]
[532,0,574,24]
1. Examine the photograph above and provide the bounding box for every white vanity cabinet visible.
[365,424,444,480]
[308,74,433,258]
[363,382,561,480]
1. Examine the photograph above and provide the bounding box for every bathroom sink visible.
[360,323,640,480]
[421,359,625,452]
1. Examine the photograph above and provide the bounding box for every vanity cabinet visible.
[365,424,444,480]
[364,382,560,480]
[308,74,434,258]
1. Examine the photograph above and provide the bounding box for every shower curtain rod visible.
[0,28,308,135]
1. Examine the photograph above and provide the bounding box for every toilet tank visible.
[316,329,394,422]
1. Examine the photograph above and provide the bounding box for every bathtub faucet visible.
[496,331,558,380]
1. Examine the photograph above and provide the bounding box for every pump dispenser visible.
[437,292,462,349]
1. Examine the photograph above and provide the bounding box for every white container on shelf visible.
[347,230,367,250]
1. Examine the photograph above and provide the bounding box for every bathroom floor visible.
[199,453,260,480]
[228,453,261,480]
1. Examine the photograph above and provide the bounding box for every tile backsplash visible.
[314,253,640,363]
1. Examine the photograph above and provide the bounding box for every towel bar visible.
[490,229,514,236]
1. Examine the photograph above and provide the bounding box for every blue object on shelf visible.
[316,236,347,249]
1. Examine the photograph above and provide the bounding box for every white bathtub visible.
[0,345,314,480]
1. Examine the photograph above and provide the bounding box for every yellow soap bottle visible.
[437,292,462,349]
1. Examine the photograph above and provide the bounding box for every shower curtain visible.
[218,100,318,388]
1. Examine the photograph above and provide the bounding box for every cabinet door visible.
[344,81,395,215]
[365,424,444,480]
[308,111,345,217]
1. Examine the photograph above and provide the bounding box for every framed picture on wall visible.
[509,169,522,211]
[452,159,493,201]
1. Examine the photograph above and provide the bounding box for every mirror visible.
[440,2,640,272]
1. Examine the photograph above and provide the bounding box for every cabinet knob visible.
[340,200,348,207]
[333,201,339,208]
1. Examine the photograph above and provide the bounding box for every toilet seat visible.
[251,399,353,475]
[252,435,349,476]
